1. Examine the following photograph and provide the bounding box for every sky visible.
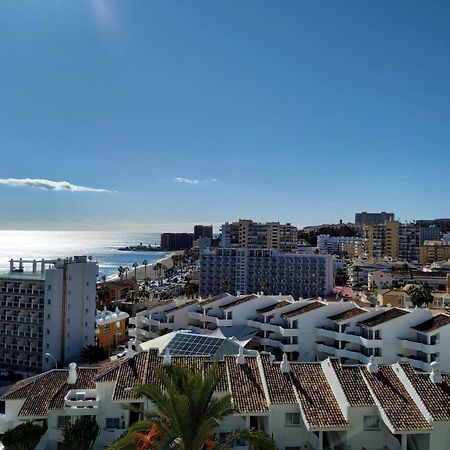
[0,0,449,231]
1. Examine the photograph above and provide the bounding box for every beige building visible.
[420,241,450,265]
[221,219,298,252]
[365,221,420,262]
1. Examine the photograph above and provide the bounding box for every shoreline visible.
[106,251,184,282]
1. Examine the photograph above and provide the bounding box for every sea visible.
[0,230,170,280]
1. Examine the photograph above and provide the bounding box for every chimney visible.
[126,341,135,359]
[236,346,245,365]
[280,353,290,374]
[163,348,172,366]
[67,363,77,385]
[367,355,379,374]
[429,359,442,384]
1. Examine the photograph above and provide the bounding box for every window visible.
[106,418,120,429]
[48,285,52,291]
[46,329,50,335]
[285,412,301,426]
[431,333,440,345]
[363,415,380,430]
[374,330,381,340]
[47,299,51,305]
[57,415,71,429]
[47,314,50,320]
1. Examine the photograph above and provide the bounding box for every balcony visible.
[399,338,438,353]
[398,355,431,372]
[64,389,98,409]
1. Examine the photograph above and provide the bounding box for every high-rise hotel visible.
[0,256,98,372]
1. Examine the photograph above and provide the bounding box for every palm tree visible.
[107,364,276,450]
[62,415,100,450]
[1,421,47,450]
[143,260,149,278]
[220,279,230,292]
[118,266,126,279]
[132,262,139,280]
[126,290,139,304]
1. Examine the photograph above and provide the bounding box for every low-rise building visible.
[95,307,129,350]
[129,293,450,373]
[2,350,450,449]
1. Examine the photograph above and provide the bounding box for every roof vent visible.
[163,348,172,366]
[236,346,246,365]
[280,353,290,374]
[367,355,379,374]
[67,362,77,385]
[126,341,135,359]
[430,359,442,384]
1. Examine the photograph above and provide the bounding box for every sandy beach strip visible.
[108,251,184,281]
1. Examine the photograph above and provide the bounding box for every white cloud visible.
[174,177,218,185]
[0,178,113,193]
[174,177,199,185]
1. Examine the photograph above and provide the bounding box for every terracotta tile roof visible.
[18,371,73,417]
[95,357,125,382]
[401,364,450,421]
[225,355,269,413]
[357,308,409,328]
[328,307,367,322]
[113,352,151,401]
[282,301,325,319]
[257,300,291,314]
[221,294,259,310]
[362,366,432,432]
[290,363,348,430]
[165,300,198,314]
[328,359,373,407]
[147,299,177,312]
[259,354,296,404]
[1,375,42,400]
[49,368,97,410]
[199,293,233,307]
[412,314,450,333]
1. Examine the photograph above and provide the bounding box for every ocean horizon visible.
[0,230,170,279]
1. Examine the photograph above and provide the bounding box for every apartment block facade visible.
[220,219,298,252]
[160,233,194,250]
[130,294,450,373]
[317,234,365,255]
[364,220,421,262]
[199,248,333,298]
[420,241,450,265]
[0,256,98,372]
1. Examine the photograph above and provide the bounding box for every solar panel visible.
[162,333,225,357]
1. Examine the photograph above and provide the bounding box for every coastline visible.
[107,251,184,281]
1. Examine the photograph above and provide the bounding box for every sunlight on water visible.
[0,230,169,279]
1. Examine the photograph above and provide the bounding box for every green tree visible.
[407,283,434,307]
[143,260,149,278]
[62,416,100,450]
[132,262,139,280]
[1,421,47,450]
[81,345,107,364]
[220,279,230,292]
[107,364,276,450]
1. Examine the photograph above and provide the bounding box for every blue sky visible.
[1,0,449,231]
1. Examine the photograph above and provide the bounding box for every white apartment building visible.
[2,348,450,450]
[130,293,450,373]
[199,247,333,298]
[0,256,98,372]
[317,234,365,255]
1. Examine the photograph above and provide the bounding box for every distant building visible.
[0,256,98,372]
[364,221,420,262]
[355,211,395,225]
[193,225,213,241]
[317,234,365,256]
[220,219,298,252]
[95,306,129,350]
[420,241,450,265]
[160,233,194,251]
[199,247,333,298]
[419,225,440,244]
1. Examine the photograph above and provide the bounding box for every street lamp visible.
[45,352,57,369]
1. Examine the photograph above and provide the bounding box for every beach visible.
[112,251,184,281]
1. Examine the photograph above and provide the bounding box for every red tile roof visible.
[412,313,450,333]
[357,308,409,328]
[282,301,325,319]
